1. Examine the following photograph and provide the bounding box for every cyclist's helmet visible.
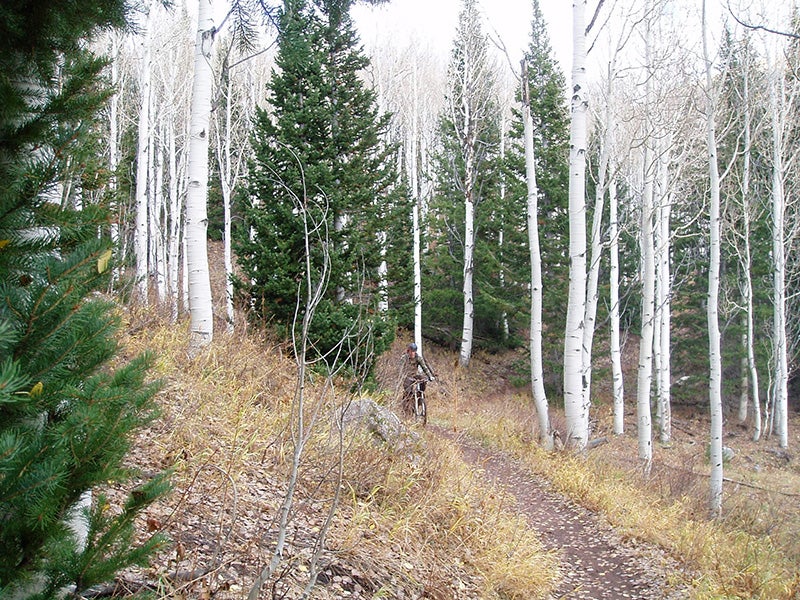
[408,343,418,351]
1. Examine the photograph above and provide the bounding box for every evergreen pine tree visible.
[425,0,505,351]
[0,3,168,596]
[506,0,570,388]
[234,0,398,368]
[715,29,772,402]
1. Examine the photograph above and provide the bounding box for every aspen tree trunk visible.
[410,63,423,349]
[581,102,609,419]
[563,0,589,449]
[738,336,748,422]
[154,125,167,303]
[609,173,624,435]
[459,181,475,368]
[655,144,671,444]
[499,112,509,341]
[109,33,120,283]
[224,88,235,333]
[703,0,724,517]
[375,85,389,316]
[186,0,216,349]
[769,72,788,449]
[168,121,181,323]
[636,7,655,468]
[215,71,237,333]
[459,78,476,369]
[740,69,762,439]
[147,124,158,291]
[133,0,153,303]
[522,61,550,449]
[183,224,189,312]
[637,150,655,467]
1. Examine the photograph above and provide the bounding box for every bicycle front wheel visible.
[414,393,427,427]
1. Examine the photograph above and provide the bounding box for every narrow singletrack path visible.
[431,425,687,599]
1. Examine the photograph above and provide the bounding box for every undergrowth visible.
[432,347,800,600]
[117,307,557,599]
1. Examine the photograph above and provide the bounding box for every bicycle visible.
[404,375,429,426]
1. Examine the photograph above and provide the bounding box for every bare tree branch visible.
[726,1,800,40]
[586,0,606,36]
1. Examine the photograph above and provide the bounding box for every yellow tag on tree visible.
[97,249,113,273]
[30,382,43,398]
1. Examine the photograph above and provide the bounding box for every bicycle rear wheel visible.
[414,391,427,427]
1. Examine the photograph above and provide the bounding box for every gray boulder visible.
[339,398,422,451]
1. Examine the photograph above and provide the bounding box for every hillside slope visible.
[106,305,799,599]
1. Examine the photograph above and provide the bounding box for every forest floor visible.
[431,424,689,599]
[104,242,800,598]
[414,340,800,600]
[106,311,800,600]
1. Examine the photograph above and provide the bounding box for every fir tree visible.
[0,3,168,596]
[234,0,398,368]
[424,0,505,352]
[715,28,772,402]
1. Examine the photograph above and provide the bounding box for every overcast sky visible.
[351,0,573,74]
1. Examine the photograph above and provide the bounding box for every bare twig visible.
[726,1,800,40]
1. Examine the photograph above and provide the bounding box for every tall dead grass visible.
[118,308,557,599]
[429,345,800,600]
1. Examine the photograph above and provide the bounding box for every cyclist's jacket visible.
[402,351,435,380]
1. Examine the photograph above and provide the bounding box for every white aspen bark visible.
[377,229,388,314]
[412,199,422,349]
[581,112,607,421]
[186,0,216,349]
[168,122,181,324]
[499,111,509,341]
[181,114,190,316]
[109,33,120,283]
[703,0,724,517]
[155,125,167,303]
[656,144,671,445]
[636,6,655,468]
[133,0,153,303]
[459,68,476,369]
[739,336,749,422]
[459,184,475,368]
[183,223,189,313]
[740,70,761,439]
[609,174,624,435]
[522,67,550,449]
[563,0,589,449]
[769,72,788,449]
[411,64,423,349]
[375,84,389,316]
[637,150,655,467]
[219,72,235,332]
[148,118,158,282]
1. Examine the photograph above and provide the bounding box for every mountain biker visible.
[401,342,435,411]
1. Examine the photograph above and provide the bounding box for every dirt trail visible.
[431,426,687,600]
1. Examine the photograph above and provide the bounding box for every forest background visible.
[2,0,800,597]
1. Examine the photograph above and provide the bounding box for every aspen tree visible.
[769,69,789,449]
[186,0,216,349]
[702,0,724,517]
[563,0,589,448]
[522,59,551,448]
[133,0,154,303]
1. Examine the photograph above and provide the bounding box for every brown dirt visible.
[431,425,688,600]
[108,246,799,599]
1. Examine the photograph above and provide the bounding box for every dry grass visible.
[424,344,800,600]
[114,307,557,599]
[334,434,557,599]
[114,303,800,599]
